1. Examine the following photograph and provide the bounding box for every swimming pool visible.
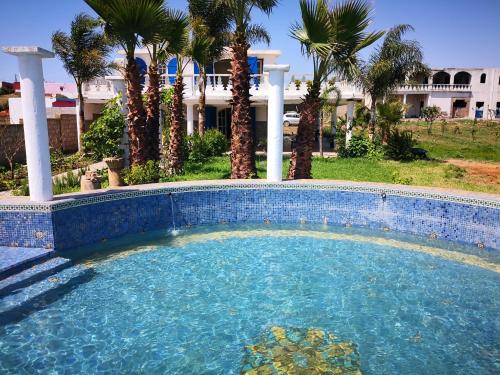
[1,224,498,374]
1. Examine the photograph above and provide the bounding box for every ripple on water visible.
[0,225,498,374]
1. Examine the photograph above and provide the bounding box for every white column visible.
[264,64,289,182]
[3,47,54,202]
[186,104,194,135]
[402,94,407,118]
[346,100,355,148]
[75,98,82,150]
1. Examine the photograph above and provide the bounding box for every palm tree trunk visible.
[198,67,206,136]
[168,74,185,175]
[229,35,257,179]
[368,96,376,141]
[77,84,85,151]
[146,62,160,161]
[288,84,321,179]
[125,56,148,166]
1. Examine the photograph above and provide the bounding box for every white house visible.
[395,68,500,119]
[81,48,363,141]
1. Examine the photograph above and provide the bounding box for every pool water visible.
[0,225,498,374]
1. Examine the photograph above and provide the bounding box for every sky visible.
[1,0,499,83]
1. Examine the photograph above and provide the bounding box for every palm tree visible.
[188,0,229,135]
[52,13,112,151]
[142,10,189,162]
[216,0,278,179]
[376,100,405,143]
[165,18,201,176]
[84,0,166,166]
[288,0,382,179]
[358,24,430,141]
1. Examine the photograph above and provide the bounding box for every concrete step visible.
[0,265,95,325]
[0,257,72,297]
[0,247,55,280]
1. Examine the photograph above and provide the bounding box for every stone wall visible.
[0,115,78,166]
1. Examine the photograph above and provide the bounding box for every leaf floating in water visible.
[241,326,362,374]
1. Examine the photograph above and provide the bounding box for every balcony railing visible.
[397,84,472,92]
[83,79,112,96]
[83,74,363,100]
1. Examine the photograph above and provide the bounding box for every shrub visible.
[122,160,163,186]
[339,134,371,158]
[52,169,84,195]
[186,129,227,162]
[384,128,416,161]
[82,95,125,161]
[444,164,466,179]
[391,171,412,185]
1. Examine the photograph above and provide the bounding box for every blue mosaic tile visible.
[0,184,499,252]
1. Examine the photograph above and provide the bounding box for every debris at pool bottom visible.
[241,326,362,374]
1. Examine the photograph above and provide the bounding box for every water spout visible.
[169,193,180,236]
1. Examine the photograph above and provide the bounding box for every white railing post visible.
[186,104,194,135]
[3,46,54,202]
[264,64,289,182]
[346,100,355,148]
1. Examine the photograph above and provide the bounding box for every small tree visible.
[52,13,113,151]
[0,125,24,179]
[82,95,126,161]
[421,105,441,135]
[377,100,405,143]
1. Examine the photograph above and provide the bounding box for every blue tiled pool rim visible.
[0,181,499,251]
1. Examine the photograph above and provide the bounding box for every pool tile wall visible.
[0,184,499,251]
[0,211,54,249]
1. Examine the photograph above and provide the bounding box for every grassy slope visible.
[163,155,499,194]
[400,120,500,162]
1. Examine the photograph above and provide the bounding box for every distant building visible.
[395,68,500,119]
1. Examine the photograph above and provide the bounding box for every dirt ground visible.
[446,159,500,185]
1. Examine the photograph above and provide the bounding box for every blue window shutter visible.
[194,62,200,75]
[167,58,177,84]
[248,57,258,74]
[134,57,147,86]
[206,63,214,75]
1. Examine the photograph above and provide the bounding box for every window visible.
[498,76,500,85]
[480,73,486,83]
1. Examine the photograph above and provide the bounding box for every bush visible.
[391,171,412,185]
[339,134,372,158]
[186,129,227,162]
[52,169,84,195]
[384,128,416,161]
[82,95,125,161]
[122,160,163,185]
[444,164,466,179]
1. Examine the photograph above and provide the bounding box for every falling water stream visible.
[169,193,179,236]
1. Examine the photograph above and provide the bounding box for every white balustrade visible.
[397,84,472,92]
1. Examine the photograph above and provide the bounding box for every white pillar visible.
[186,104,194,135]
[346,100,355,148]
[3,47,54,202]
[264,64,289,182]
[402,94,407,118]
[75,99,82,150]
[107,76,129,164]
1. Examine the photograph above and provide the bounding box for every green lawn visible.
[162,155,499,194]
[400,120,500,161]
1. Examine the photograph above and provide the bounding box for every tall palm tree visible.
[142,9,189,162]
[216,0,278,179]
[188,0,230,135]
[52,13,112,151]
[358,24,430,140]
[288,0,382,179]
[84,0,166,166]
[166,19,201,176]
